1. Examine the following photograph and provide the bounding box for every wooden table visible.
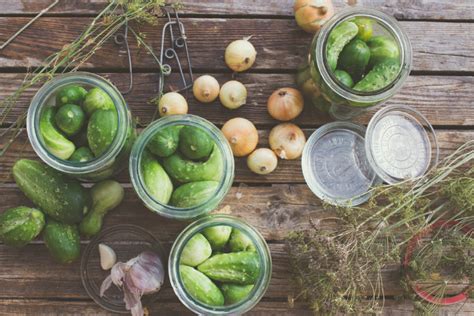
[0,0,473,314]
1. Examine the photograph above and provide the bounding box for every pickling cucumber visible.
[39,107,76,160]
[180,233,212,267]
[179,126,214,160]
[170,181,219,208]
[326,21,359,71]
[163,144,223,183]
[141,150,173,205]
[180,265,225,306]
[352,17,373,42]
[202,225,232,250]
[69,147,94,163]
[13,159,90,224]
[197,251,261,285]
[334,69,354,88]
[147,125,182,158]
[87,109,118,157]
[367,36,400,67]
[43,220,80,264]
[0,206,45,247]
[82,87,115,116]
[338,39,370,80]
[353,59,401,92]
[228,228,257,252]
[56,85,87,106]
[220,284,254,305]
[55,103,86,136]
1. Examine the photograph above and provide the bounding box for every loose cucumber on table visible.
[13,159,90,224]
[0,206,45,247]
[43,219,81,264]
[39,107,76,160]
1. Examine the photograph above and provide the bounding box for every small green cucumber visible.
[141,150,173,205]
[87,109,118,156]
[180,265,225,307]
[170,181,219,208]
[228,228,257,252]
[82,87,115,116]
[163,144,223,183]
[179,126,214,160]
[147,125,182,158]
[54,103,86,136]
[180,233,212,266]
[334,69,354,88]
[69,147,94,162]
[326,21,359,71]
[367,35,400,67]
[220,284,254,305]
[353,59,401,92]
[198,251,261,285]
[13,159,90,224]
[43,220,80,264]
[202,225,232,250]
[352,17,373,42]
[79,180,124,237]
[39,107,76,160]
[338,38,370,80]
[56,85,87,106]
[0,206,45,247]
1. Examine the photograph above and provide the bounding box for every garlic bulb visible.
[225,39,257,72]
[193,75,220,103]
[98,243,117,270]
[219,80,247,109]
[158,92,188,117]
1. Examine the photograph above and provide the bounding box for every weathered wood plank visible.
[0,18,472,72]
[1,73,474,127]
[1,0,473,20]
[1,129,472,184]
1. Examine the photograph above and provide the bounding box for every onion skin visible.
[294,0,334,33]
[247,148,278,175]
[221,118,258,157]
[219,80,247,110]
[193,75,220,103]
[269,123,306,160]
[158,92,188,117]
[267,88,304,121]
[225,39,257,72]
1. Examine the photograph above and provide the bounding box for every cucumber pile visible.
[142,125,223,208]
[179,225,260,306]
[39,84,117,162]
[326,17,401,92]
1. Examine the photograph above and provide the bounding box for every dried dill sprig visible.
[286,141,474,314]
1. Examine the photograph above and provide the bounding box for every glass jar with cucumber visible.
[169,215,272,315]
[27,72,136,181]
[129,115,235,220]
[297,7,412,120]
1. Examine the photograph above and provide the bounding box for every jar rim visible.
[314,7,412,104]
[129,115,235,220]
[168,215,272,315]
[27,72,131,175]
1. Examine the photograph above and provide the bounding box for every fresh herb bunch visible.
[0,0,168,157]
[287,141,474,314]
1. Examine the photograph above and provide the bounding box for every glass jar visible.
[129,115,234,220]
[27,72,135,181]
[168,215,272,315]
[297,7,412,120]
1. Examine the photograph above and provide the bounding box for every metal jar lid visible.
[365,105,439,184]
[302,121,380,206]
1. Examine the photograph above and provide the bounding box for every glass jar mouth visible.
[168,215,272,315]
[129,115,235,220]
[27,72,131,175]
[316,7,412,103]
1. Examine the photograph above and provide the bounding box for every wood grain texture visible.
[0,18,473,72]
[1,73,473,127]
[1,129,472,184]
[0,0,473,20]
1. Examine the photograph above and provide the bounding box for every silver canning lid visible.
[302,122,380,206]
[365,105,439,184]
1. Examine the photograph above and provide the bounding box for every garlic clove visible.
[99,243,117,270]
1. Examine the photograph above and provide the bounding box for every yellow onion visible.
[267,87,304,121]
[158,92,188,117]
[247,148,278,175]
[294,0,334,33]
[193,75,220,103]
[221,117,258,157]
[219,80,247,109]
[269,123,306,159]
[225,39,257,72]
